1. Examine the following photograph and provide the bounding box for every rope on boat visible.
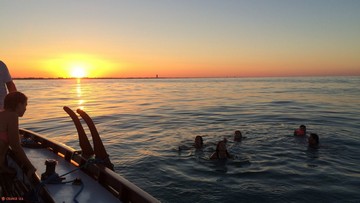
[27,157,106,203]
[73,182,85,203]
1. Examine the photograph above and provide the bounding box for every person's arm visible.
[6,81,17,92]
[7,113,36,177]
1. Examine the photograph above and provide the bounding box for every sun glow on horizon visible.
[71,66,87,78]
[39,53,119,78]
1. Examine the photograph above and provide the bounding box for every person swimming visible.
[308,133,319,148]
[210,140,232,160]
[294,125,306,136]
[233,130,243,142]
[179,135,204,151]
[194,135,204,149]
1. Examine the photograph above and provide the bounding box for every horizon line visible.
[13,74,360,80]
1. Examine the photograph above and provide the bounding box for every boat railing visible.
[19,128,160,203]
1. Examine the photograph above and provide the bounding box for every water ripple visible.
[17,77,360,202]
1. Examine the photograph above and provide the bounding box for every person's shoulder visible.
[0,60,6,68]
[0,61,10,75]
[0,111,17,120]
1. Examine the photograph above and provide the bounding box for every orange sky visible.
[1,1,359,78]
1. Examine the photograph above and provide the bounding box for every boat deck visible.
[22,147,121,203]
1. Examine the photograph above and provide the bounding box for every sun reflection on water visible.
[76,79,85,110]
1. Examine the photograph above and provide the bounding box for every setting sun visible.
[71,67,86,78]
[38,53,119,78]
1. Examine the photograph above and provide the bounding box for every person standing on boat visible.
[0,60,17,111]
[0,92,36,177]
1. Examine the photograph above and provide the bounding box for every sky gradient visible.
[1,0,360,78]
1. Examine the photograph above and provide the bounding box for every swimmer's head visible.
[216,140,227,152]
[294,125,306,136]
[194,135,203,149]
[215,140,229,159]
[300,125,306,131]
[234,130,242,142]
[308,133,319,148]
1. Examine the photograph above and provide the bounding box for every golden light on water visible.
[76,81,85,110]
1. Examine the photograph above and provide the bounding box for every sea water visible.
[16,77,360,202]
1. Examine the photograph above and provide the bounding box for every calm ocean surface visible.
[16,77,360,203]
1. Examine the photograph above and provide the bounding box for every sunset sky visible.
[1,0,359,78]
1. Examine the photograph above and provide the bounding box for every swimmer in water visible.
[210,140,232,160]
[194,135,203,149]
[308,133,319,148]
[294,125,306,136]
[233,130,243,142]
[179,135,204,151]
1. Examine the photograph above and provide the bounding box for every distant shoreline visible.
[13,76,254,80]
[14,77,163,80]
[13,75,359,80]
